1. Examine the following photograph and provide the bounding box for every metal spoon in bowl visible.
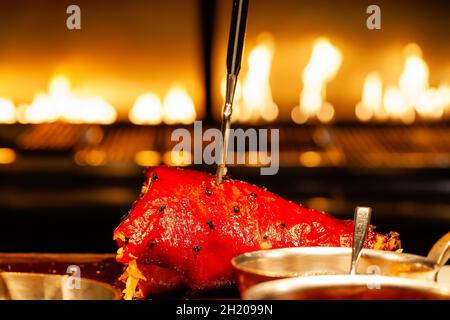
[350,206,372,275]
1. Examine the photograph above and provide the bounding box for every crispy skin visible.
[114,166,400,299]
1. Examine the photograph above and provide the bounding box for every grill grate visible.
[3,123,450,169]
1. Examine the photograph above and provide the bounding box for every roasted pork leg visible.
[114,166,400,299]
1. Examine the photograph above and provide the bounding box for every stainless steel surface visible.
[350,206,372,275]
[242,275,450,300]
[216,0,249,185]
[0,272,120,300]
[231,245,447,293]
[427,232,450,267]
[233,247,437,278]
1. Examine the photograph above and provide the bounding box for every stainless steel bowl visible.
[242,275,450,300]
[232,232,450,293]
[0,272,120,300]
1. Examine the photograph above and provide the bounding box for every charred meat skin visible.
[114,166,400,299]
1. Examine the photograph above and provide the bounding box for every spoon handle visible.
[350,207,372,275]
[427,232,450,267]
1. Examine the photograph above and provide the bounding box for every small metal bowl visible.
[0,272,120,300]
[242,275,450,300]
[232,247,443,293]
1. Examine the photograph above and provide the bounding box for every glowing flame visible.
[16,75,117,124]
[74,149,107,166]
[221,33,278,123]
[399,44,429,107]
[0,148,16,164]
[129,93,163,125]
[416,86,448,119]
[134,150,161,166]
[50,76,71,101]
[438,84,450,116]
[292,38,342,124]
[0,98,16,124]
[163,150,191,166]
[241,34,278,122]
[383,86,415,123]
[393,43,450,122]
[355,72,384,122]
[163,86,196,125]
[299,151,322,167]
[16,93,58,124]
[355,43,449,123]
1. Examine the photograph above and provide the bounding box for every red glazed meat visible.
[114,166,400,299]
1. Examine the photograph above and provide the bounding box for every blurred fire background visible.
[0,0,449,255]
